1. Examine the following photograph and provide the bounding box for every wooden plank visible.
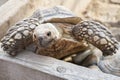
[0,60,64,80]
[0,47,120,80]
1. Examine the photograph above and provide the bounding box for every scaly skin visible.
[1,18,40,56]
[72,20,119,56]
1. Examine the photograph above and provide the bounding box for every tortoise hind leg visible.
[98,52,120,76]
[72,20,120,76]
[72,20,119,56]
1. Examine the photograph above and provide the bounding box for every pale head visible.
[33,23,61,48]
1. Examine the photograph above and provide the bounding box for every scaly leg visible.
[1,18,40,56]
[72,20,119,56]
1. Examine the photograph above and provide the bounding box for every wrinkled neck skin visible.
[98,44,120,76]
[34,23,88,59]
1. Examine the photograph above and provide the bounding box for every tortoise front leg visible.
[1,18,40,56]
[72,20,119,56]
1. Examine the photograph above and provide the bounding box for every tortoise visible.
[1,6,88,59]
[1,6,120,76]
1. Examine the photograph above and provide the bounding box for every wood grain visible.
[0,48,120,80]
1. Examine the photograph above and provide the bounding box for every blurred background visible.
[0,0,120,40]
[0,0,7,6]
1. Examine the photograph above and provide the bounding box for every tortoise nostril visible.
[47,31,51,37]
[34,34,37,39]
[39,37,43,42]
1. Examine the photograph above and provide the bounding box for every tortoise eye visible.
[47,31,51,36]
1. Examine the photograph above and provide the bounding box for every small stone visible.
[6,42,10,45]
[30,19,35,22]
[99,32,105,37]
[83,21,88,25]
[107,47,110,50]
[9,39,14,42]
[110,45,114,49]
[84,34,88,37]
[29,24,36,29]
[14,33,22,39]
[12,42,15,45]
[17,27,25,31]
[95,32,99,34]
[23,30,29,36]
[88,29,93,35]
[81,34,84,37]
[93,36,99,41]
[35,22,40,26]
[82,28,87,31]
[100,38,107,45]
[23,23,29,27]
[108,43,112,45]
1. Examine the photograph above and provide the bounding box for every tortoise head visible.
[33,23,61,48]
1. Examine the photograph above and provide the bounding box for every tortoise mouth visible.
[39,39,53,47]
[38,37,57,48]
